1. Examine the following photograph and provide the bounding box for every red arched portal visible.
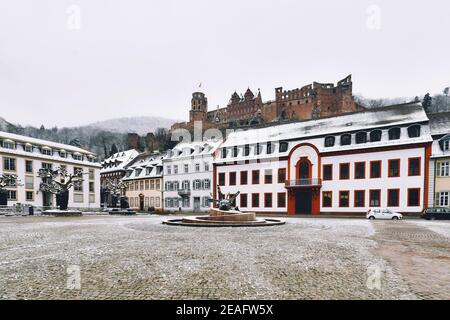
[287,155,321,216]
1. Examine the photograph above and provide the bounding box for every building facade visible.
[0,131,101,210]
[163,139,222,212]
[172,75,364,131]
[100,149,139,206]
[427,112,450,207]
[123,152,165,211]
[214,103,432,215]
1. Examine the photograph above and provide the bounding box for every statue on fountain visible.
[214,185,240,212]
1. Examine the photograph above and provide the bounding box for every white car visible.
[366,208,403,220]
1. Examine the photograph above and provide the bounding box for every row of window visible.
[324,125,421,148]
[165,197,211,208]
[127,179,161,191]
[129,196,161,208]
[236,192,287,208]
[166,162,210,175]
[0,140,95,162]
[165,179,211,191]
[2,159,95,193]
[218,169,286,186]
[5,190,96,203]
[323,158,421,180]
[2,158,96,180]
[221,141,290,159]
[322,189,421,208]
[126,166,163,178]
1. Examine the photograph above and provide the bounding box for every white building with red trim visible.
[213,103,432,216]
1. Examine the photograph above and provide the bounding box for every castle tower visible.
[189,92,208,122]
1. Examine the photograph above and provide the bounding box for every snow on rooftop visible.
[221,103,428,147]
[0,130,94,154]
[428,112,450,136]
[100,149,140,173]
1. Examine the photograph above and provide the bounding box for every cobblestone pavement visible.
[0,215,448,300]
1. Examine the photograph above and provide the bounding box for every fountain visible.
[163,186,285,227]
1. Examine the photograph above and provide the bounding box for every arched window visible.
[370,130,382,142]
[279,141,289,152]
[340,134,352,146]
[407,125,421,138]
[388,127,401,140]
[324,136,335,148]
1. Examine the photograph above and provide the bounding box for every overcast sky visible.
[0,0,449,128]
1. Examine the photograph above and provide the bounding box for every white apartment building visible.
[0,131,101,210]
[214,103,432,216]
[123,152,165,211]
[163,139,222,212]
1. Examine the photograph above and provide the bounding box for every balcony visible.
[178,189,191,197]
[285,179,322,188]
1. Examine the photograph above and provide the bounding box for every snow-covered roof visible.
[221,103,428,147]
[428,112,450,136]
[101,149,140,174]
[123,152,166,180]
[165,138,223,160]
[0,130,94,155]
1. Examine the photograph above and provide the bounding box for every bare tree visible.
[104,178,129,208]
[37,167,85,210]
[0,174,22,206]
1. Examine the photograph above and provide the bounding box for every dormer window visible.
[24,144,33,152]
[59,151,67,158]
[370,130,382,142]
[355,132,367,144]
[232,146,238,157]
[244,144,250,156]
[266,142,274,155]
[42,147,53,156]
[444,140,450,151]
[340,134,352,146]
[255,143,262,155]
[407,125,421,138]
[73,153,83,161]
[324,136,335,148]
[388,127,401,140]
[3,140,15,150]
[279,141,289,153]
[146,167,152,175]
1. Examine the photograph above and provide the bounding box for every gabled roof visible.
[165,139,223,160]
[100,149,140,173]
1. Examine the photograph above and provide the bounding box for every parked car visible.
[421,207,450,220]
[367,208,403,220]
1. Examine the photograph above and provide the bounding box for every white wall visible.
[321,148,426,213]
